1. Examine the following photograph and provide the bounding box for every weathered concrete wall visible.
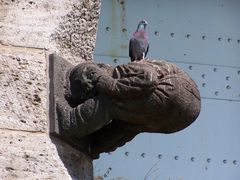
[0,0,101,179]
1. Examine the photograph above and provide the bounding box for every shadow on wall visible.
[50,137,93,180]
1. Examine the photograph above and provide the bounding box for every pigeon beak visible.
[144,21,148,28]
[141,20,148,25]
[137,20,148,30]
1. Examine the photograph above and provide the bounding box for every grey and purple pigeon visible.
[129,20,149,62]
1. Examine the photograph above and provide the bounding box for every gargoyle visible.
[52,55,201,159]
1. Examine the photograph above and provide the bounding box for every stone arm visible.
[96,64,159,100]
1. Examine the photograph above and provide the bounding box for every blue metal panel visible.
[94,100,240,180]
[94,0,240,67]
[93,0,240,179]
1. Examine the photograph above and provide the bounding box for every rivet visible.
[225,76,230,81]
[201,74,206,79]
[237,40,240,43]
[207,158,211,163]
[105,26,111,31]
[154,31,159,36]
[186,34,190,38]
[202,35,206,40]
[202,83,206,88]
[141,153,146,158]
[113,58,118,63]
[223,159,227,164]
[158,154,162,159]
[119,0,124,5]
[125,152,129,156]
[226,85,231,90]
[227,38,232,42]
[237,70,240,75]
[122,28,127,33]
[214,91,219,96]
[218,37,222,41]
[233,160,237,165]
[213,67,217,72]
[191,157,195,162]
[174,155,179,160]
[188,65,193,70]
[184,53,187,56]
[170,32,174,37]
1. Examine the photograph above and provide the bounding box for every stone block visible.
[0,0,101,64]
[0,129,92,179]
[0,44,47,132]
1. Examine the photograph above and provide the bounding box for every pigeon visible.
[129,20,149,62]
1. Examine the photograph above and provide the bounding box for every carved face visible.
[69,63,105,104]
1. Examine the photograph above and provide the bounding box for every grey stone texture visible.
[0,45,47,132]
[0,130,71,179]
[0,0,101,179]
[0,0,100,64]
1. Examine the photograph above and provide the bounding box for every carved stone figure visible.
[57,59,201,159]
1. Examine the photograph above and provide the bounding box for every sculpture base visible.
[48,54,92,157]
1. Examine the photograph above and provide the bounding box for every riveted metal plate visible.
[93,0,240,179]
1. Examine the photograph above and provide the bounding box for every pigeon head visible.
[137,20,148,31]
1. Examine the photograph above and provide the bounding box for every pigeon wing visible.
[129,38,134,60]
[145,43,149,57]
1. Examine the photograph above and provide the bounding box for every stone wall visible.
[0,0,101,179]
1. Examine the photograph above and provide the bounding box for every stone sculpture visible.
[56,58,201,159]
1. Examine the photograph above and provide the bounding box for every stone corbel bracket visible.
[49,54,91,156]
[48,54,201,160]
